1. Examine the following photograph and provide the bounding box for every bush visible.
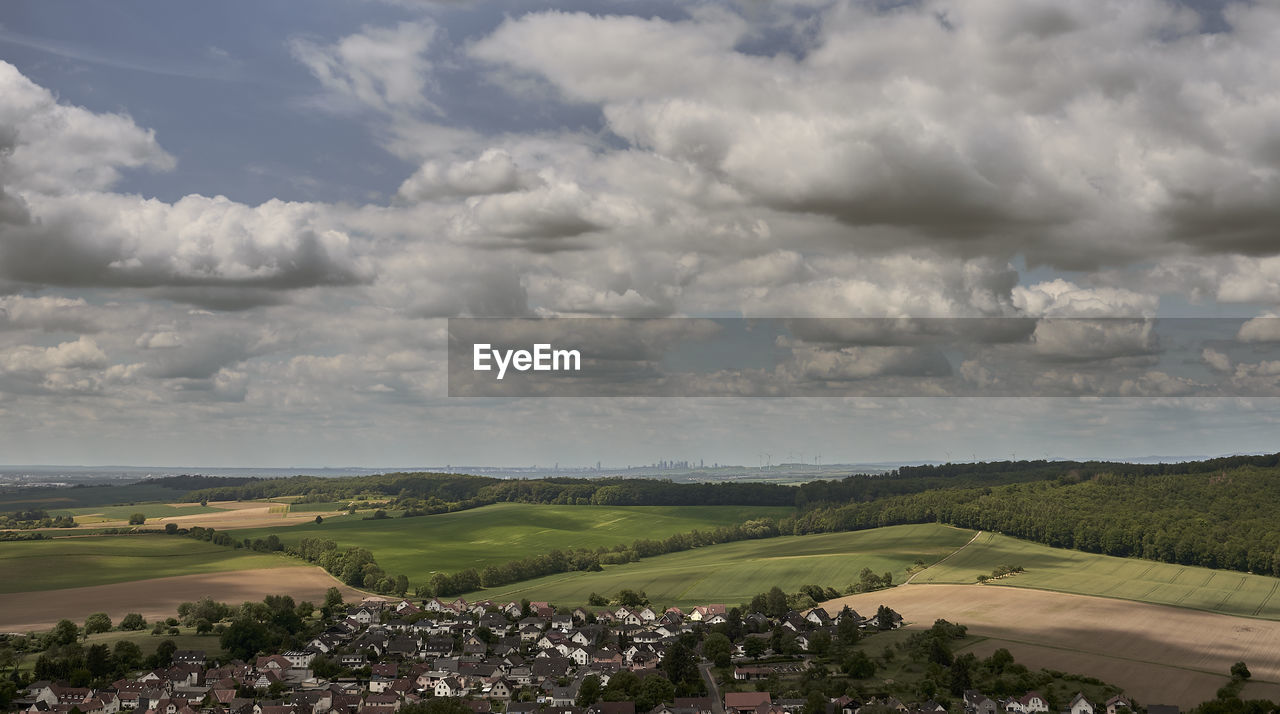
[84,612,112,635]
[120,613,147,631]
[128,513,146,525]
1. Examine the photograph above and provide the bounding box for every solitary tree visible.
[315,515,324,524]
[128,513,146,525]
[120,613,147,631]
[84,612,112,635]
[1231,661,1252,680]
[51,619,79,645]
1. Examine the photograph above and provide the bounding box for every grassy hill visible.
[236,502,795,584]
[0,535,303,593]
[912,530,1280,619]
[470,523,975,607]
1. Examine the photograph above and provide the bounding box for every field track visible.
[0,567,366,633]
[824,584,1280,708]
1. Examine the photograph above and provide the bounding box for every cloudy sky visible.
[2,0,1280,468]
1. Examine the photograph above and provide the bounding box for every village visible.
[7,594,1145,714]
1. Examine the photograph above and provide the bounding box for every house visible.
[725,693,772,714]
[1006,693,1049,714]
[588,703,635,714]
[1070,694,1094,714]
[486,679,513,701]
[673,698,713,714]
[1105,697,1131,714]
[689,605,726,622]
[434,678,463,698]
[283,652,316,670]
[962,691,997,714]
[172,651,206,667]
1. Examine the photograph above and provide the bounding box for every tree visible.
[743,637,768,659]
[322,587,344,617]
[576,674,602,706]
[765,586,789,619]
[315,515,324,524]
[220,618,270,661]
[809,629,832,657]
[615,589,648,607]
[1231,661,1252,680]
[841,651,876,678]
[661,640,699,689]
[85,644,112,679]
[195,619,213,635]
[637,673,676,711]
[84,613,112,635]
[153,639,177,668]
[128,513,146,525]
[837,609,860,646]
[113,641,143,672]
[52,619,79,645]
[588,592,609,607]
[703,632,733,668]
[119,613,147,631]
[985,647,1014,674]
[876,605,897,631]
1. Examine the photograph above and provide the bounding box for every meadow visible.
[470,523,975,606]
[235,502,796,583]
[0,536,302,593]
[912,530,1280,619]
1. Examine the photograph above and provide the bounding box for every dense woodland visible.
[791,465,1280,575]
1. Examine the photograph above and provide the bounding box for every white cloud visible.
[290,21,441,115]
[0,336,107,372]
[0,61,175,196]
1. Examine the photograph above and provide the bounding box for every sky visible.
[1,0,1280,468]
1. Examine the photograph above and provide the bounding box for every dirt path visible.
[823,584,1280,707]
[0,567,367,632]
[905,530,982,584]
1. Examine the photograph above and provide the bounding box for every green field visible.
[57,503,222,523]
[0,536,301,593]
[285,501,356,512]
[913,530,1280,619]
[236,502,795,585]
[469,523,975,607]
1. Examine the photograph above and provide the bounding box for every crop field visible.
[235,502,796,582]
[913,531,1280,619]
[471,523,975,606]
[57,503,221,523]
[825,585,1280,708]
[0,535,302,593]
[0,567,363,632]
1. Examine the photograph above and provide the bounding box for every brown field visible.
[79,501,355,530]
[0,567,368,632]
[824,584,1280,708]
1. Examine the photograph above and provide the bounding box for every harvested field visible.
[824,584,1280,708]
[68,500,355,530]
[0,567,367,632]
